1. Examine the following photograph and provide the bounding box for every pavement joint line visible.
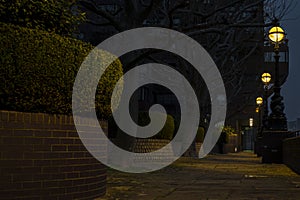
[153,187,178,200]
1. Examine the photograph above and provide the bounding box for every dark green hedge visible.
[108,112,175,140]
[0,23,123,118]
[195,127,205,143]
[138,112,175,140]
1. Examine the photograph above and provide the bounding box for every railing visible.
[290,130,300,138]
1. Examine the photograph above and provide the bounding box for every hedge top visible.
[0,23,123,119]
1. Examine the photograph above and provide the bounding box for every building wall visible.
[0,110,107,199]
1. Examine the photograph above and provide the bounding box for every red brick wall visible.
[0,110,107,199]
[283,137,300,174]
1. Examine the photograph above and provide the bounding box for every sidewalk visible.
[98,152,300,200]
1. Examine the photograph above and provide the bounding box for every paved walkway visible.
[98,152,300,200]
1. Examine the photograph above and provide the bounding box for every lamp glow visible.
[249,118,254,127]
[256,97,263,106]
[256,107,260,113]
[261,72,271,84]
[268,26,285,43]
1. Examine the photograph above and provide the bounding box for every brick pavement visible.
[97,152,300,200]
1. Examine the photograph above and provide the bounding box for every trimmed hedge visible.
[138,112,175,140]
[0,23,123,118]
[109,112,175,140]
[195,127,205,143]
[222,126,237,144]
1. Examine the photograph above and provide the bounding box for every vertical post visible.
[274,48,280,90]
[268,48,287,131]
[258,106,262,133]
[262,85,269,131]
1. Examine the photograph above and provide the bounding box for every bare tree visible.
[264,0,296,23]
[78,0,294,156]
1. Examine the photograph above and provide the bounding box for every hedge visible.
[222,126,237,143]
[195,127,205,143]
[138,112,175,140]
[108,111,175,140]
[0,23,123,119]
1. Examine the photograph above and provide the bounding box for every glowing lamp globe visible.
[268,26,285,43]
[256,97,263,106]
[261,73,271,84]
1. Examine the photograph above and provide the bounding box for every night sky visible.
[282,3,300,121]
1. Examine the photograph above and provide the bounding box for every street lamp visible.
[256,107,260,113]
[256,97,263,134]
[261,72,271,130]
[267,23,287,131]
[249,118,254,127]
[261,72,271,84]
[268,26,285,48]
[256,97,263,106]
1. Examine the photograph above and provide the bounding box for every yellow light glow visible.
[256,97,263,106]
[249,118,254,127]
[261,72,271,84]
[256,107,260,113]
[268,26,285,43]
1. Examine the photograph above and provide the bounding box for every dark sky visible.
[281,3,300,121]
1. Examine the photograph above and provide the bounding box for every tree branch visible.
[78,0,122,31]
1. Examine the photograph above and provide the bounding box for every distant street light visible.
[256,107,260,113]
[261,72,271,130]
[256,97,263,106]
[249,118,254,127]
[256,97,263,136]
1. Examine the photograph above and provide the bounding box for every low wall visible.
[224,135,238,154]
[211,135,238,154]
[132,139,202,154]
[132,139,171,153]
[114,139,201,163]
[0,110,107,199]
[283,137,300,174]
[127,139,174,164]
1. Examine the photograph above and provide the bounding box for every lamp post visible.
[254,96,263,155]
[267,23,287,131]
[260,21,290,163]
[256,97,263,133]
[261,72,271,130]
